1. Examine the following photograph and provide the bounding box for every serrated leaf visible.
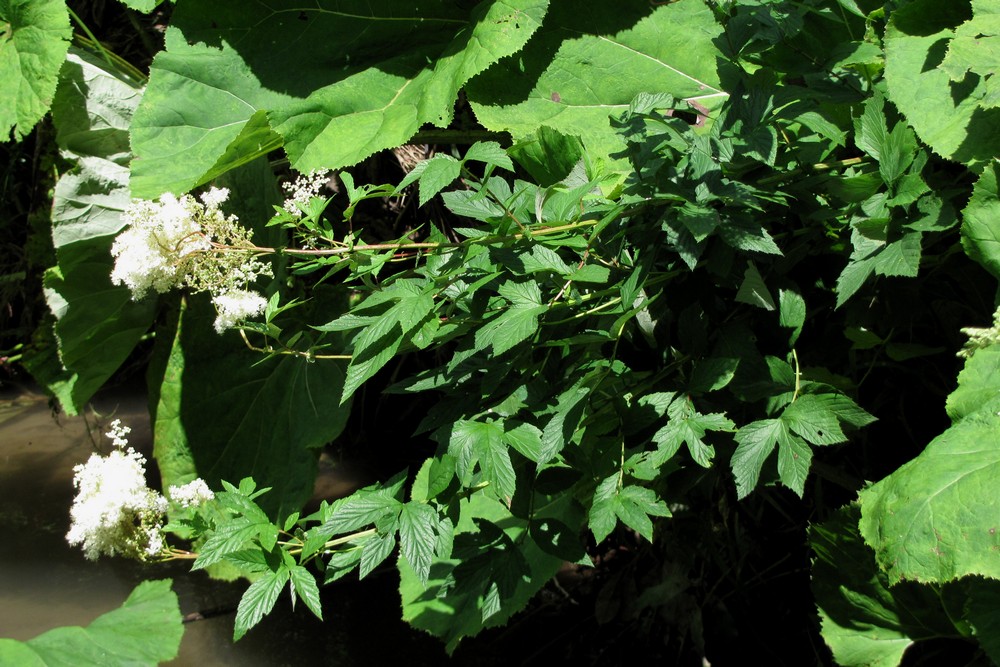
[733,418,786,498]
[474,304,547,355]
[234,568,289,641]
[463,141,514,171]
[782,395,848,446]
[359,531,397,579]
[502,422,544,462]
[652,397,734,468]
[860,349,1000,584]
[399,502,440,586]
[468,0,724,159]
[322,489,403,535]
[589,474,670,543]
[416,155,462,206]
[812,506,960,667]
[130,0,548,197]
[884,0,1000,168]
[0,0,71,141]
[288,565,323,620]
[962,163,1000,280]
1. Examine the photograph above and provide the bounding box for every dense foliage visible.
[4,0,1000,663]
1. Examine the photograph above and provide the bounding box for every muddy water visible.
[0,382,447,666]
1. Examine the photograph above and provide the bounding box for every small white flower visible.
[199,186,230,210]
[211,289,267,333]
[281,170,331,219]
[66,423,168,561]
[168,478,215,508]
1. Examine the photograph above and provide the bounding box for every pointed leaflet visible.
[449,419,516,498]
[732,418,811,498]
[468,0,724,159]
[651,395,734,468]
[399,501,440,586]
[474,280,546,355]
[0,0,71,141]
[589,474,670,543]
[130,0,548,197]
[288,565,323,620]
[234,568,289,641]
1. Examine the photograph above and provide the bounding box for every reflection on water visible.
[0,382,449,666]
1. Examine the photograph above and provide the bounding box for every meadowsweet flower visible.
[211,289,268,333]
[110,193,212,299]
[959,306,1000,358]
[110,187,273,333]
[66,421,168,561]
[282,170,331,219]
[168,478,215,508]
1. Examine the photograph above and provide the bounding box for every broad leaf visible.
[812,506,963,667]
[153,296,351,518]
[883,0,1000,168]
[399,501,440,585]
[961,162,1000,280]
[130,0,548,197]
[467,0,724,159]
[0,0,71,141]
[0,580,182,666]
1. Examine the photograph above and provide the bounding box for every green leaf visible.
[589,474,670,543]
[39,51,155,414]
[467,0,724,159]
[508,126,582,186]
[502,422,544,462]
[131,0,548,197]
[781,395,848,446]
[0,0,71,141]
[0,579,183,667]
[734,261,776,311]
[288,565,323,620]
[463,140,514,171]
[359,531,397,579]
[884,0,1000,168]
[961,162,1000,280]
[778,288,806,344]
[940,0,1000,108]
[234,568,289,641]
[416,155,463,206]
[732,418,810,498]
[153,296,351,518]
[651,395,734,467]
[812,506,960,667]
[474,304,547,355]
[947,346,1000,420]
[399,501,440,586]
[399,493,580,651]
[859,350,1000,584]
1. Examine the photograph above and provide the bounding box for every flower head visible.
[168,478,215,508]
[66,421,168,561]
[211,289,268,333]
[281,170,331,219]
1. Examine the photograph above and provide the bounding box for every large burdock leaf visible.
[859,345,1000,584]
[811,506,963,667]
[130,0,548,198]
[32,49,156,415]
[152,295,351,519]
[961,162,1000,280]
[883,0,1000,169]
[0,0,71,141]
[466,0,725,159]
[0,579,183,666]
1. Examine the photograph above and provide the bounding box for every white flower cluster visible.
[211,289,268,334]
[66,420,217,561]
[168,478,215,508]
[281,170,331,219]
[66,420,168,561]
[959,306,1000,358]
[110,187,272,332]
[110,193,212,299]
